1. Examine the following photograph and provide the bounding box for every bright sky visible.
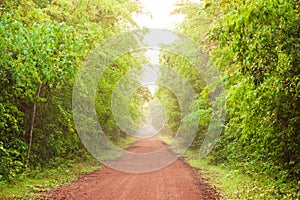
[133,0,184,29]
[133,0,200,29]
[133,0,199,94]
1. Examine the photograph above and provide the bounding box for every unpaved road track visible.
[47,138,219,200]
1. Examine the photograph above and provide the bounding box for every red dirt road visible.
[47,138,219,200]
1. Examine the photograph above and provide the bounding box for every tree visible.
[0,0,141,181]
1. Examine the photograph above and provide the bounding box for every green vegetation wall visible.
[166,0,300,184]
[208,0,300,181]
[0,0,140,181]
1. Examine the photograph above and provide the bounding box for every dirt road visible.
[47,137,219,200]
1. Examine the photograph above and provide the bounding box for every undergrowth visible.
[0,136,135,199]
[184,150,299,200]
[159,135,299,199]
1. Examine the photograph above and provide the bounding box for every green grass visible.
[184,150,299,200]
[0,158,101,199]
[95,136,137,160]
[0,136,136,200]
[117,136,136,147]
[159,135,299,200]
[158,135,173,144]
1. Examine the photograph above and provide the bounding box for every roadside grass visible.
[96,136,137,160]
[0,158,101,199]
[184,150,299,200]
[158,135,173,145]
[159,135,299,200]
[0,136,136,200]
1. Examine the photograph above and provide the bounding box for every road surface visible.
[47,137,219,200]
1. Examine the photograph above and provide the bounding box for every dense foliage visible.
[158,0,299,197]
[1,0,299,198]
[0,0,140,182]
[208,0,300,181]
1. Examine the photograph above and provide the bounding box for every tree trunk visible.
[25,83,42,169]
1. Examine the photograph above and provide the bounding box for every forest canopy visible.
[0,0,141,181]
[157,0,299,197]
